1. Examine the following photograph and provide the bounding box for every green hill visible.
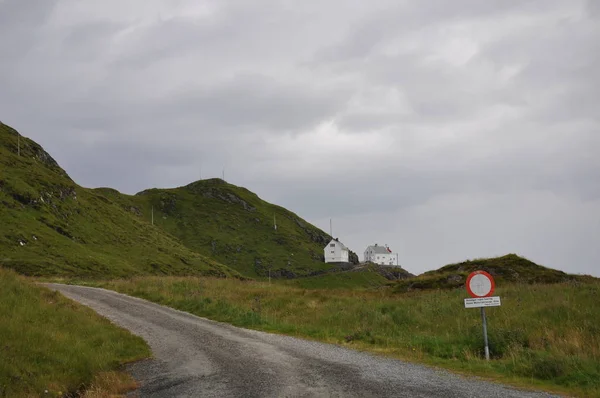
[392,254,586,293]
[1,122,350,279]
[93,178,357,278]
[0,123,237,278]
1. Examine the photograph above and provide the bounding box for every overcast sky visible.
[1,0,599,276]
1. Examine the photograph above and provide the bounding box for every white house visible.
[324,238,350,263]
[364,243,397,266]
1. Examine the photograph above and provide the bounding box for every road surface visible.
[47,284,558,398]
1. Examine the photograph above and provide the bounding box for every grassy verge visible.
[96,276,600,397]
[0,268,150,397]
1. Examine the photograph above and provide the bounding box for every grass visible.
[0,123,239,278]
[393,254,584,292]
[0,267,151,397]
[94,178,355,278]
[281,267,390,289]
[4,123,599,395]
[0,122,351,279]
[95,276,600,397]
[79,371,140,398]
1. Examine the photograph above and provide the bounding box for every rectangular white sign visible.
[464,296,501,308]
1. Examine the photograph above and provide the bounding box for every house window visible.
[331,251,335,254]
[330,244,335,247]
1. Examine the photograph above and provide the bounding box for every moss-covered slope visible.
[0,123,238,278]
[95,178,353,278]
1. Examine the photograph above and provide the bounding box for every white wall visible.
[376,253,396,265]
[324,240,349,263]
[364,247,397,265]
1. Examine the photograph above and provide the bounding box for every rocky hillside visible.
[0,122,352,279]
[0,123,237,278]
[94,179,358,278]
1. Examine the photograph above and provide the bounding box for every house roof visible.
[365,245,392,254]
[327,238,348,251]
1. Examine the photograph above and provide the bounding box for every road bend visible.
[46,284,558,398]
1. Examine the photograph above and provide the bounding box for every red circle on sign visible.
[466,271,495,298]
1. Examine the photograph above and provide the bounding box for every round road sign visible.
[466,271,495,298]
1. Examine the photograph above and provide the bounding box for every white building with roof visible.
[324,238,349,263]
[364,243,397,266]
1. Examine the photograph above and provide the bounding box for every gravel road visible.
[47,284,559,398]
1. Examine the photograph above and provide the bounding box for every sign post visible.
[481,307,489,360]
[465,271,500,361]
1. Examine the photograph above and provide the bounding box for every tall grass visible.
[100,277,600,397]
[281,268,389,289]
[0,268,150,397]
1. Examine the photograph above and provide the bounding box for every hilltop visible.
[0,123,353,278]
[392,254,588,293]
[93,178,359,278]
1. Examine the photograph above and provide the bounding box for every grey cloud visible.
[339,191,600,275]
[107,18,214,70]
[315,0,541,63]
[64,72,347,135]
[336,112,403,132]
[161,74,349,133]
[58,139,206,192]
[255,126,600,220]
[60,22,124,63]
[1,0,599,275]
[586,0,600,17]
[0,0,58,55]
[322,1,599,131]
